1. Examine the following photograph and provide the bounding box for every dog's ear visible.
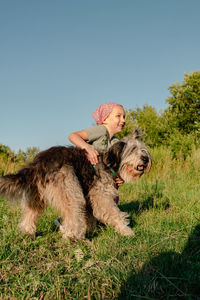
[104,141,126,171]
[131,128,144,140]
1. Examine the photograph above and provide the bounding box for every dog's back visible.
[0,146,95,202]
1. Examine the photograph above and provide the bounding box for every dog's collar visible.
[109,167,118,178]
[93,165,118,178]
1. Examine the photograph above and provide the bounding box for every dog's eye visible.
[142,149,149,156]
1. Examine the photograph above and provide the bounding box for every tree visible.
[165,71,200,135]
[132,105,168,147]
[117,106,168,148]
[25,147,39,161]
[15,147,39,163]
[116,109,138,140]
[0,144,13,160]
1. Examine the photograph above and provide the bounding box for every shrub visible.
[167,131,197,160]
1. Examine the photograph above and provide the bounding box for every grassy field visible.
[0,147,200,299]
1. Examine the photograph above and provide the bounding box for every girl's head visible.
[92,102,125,135]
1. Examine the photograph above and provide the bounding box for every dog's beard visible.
[119,164,143,183]
[119,152,151,184]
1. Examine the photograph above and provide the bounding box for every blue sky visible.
[1,0,200,152]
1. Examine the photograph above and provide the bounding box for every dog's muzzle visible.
[136,154,149,172]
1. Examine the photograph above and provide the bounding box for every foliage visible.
[0,145,13,161]
[132,106,168,147]
[117,71,200,160]
[165,71,200,134]
[116,109,138,139]
[167,130,198,160]
[15,147,39,163]
[117,106,168,147]
[25,147,40,161]
[0,145,15,176]
[0,144,39,175]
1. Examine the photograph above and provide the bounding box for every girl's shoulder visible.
[84,125,107,141]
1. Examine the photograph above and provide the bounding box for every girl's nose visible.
[121,116,125,122]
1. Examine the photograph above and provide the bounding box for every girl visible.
[69,102,125,163]
[68,102,126,191]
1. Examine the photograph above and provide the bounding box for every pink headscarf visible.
[92,102,119,124]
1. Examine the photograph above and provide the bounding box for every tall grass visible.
[0,146,200,299]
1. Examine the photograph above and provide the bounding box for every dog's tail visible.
[0,171,27,201]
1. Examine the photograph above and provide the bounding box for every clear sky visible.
[1,0,200,152]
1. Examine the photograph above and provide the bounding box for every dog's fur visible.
[0,137,152,240]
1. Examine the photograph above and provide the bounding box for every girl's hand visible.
[115,176,124,187]
[68,130,99,165]
[85,145,99,165]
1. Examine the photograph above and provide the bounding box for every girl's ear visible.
[104,141,126,171]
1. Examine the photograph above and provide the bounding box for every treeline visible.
[0,145,39,175]
[117,71,200,159]
[1,71,200,174]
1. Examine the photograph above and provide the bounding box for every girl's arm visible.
[68,130,99,165]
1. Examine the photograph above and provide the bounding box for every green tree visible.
[25,147,39,161]
[118,106,168,148]
[132,105,168,147]
[165,71,200,135]
[0,144,15,175]
[15,149,27,163]
[116,109,138,139]
[15,147,39,163]
[0,144,13,161]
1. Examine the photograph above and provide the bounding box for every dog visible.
[0,136,152,240]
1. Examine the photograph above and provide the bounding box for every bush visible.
[167,131,197,160]
[0,144,39,175]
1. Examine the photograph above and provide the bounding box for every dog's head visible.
[104,138,152,184]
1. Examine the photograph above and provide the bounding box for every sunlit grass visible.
[0,147,200,299]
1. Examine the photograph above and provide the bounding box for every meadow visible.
[0,146,200,299]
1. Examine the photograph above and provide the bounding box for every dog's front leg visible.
[89,183,134,236]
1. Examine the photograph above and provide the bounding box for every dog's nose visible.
[141,155,149,164]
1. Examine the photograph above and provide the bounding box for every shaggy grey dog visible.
[0,136,152,240]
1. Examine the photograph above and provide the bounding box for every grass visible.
[0,147,200,299]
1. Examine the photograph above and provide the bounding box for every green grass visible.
[0,147,200,299]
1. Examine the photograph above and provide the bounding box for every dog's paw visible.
[60,224,86,241]
[119,226,135,237]
[18,222,36,236]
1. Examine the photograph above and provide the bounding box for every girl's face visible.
[103,105,125,134]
